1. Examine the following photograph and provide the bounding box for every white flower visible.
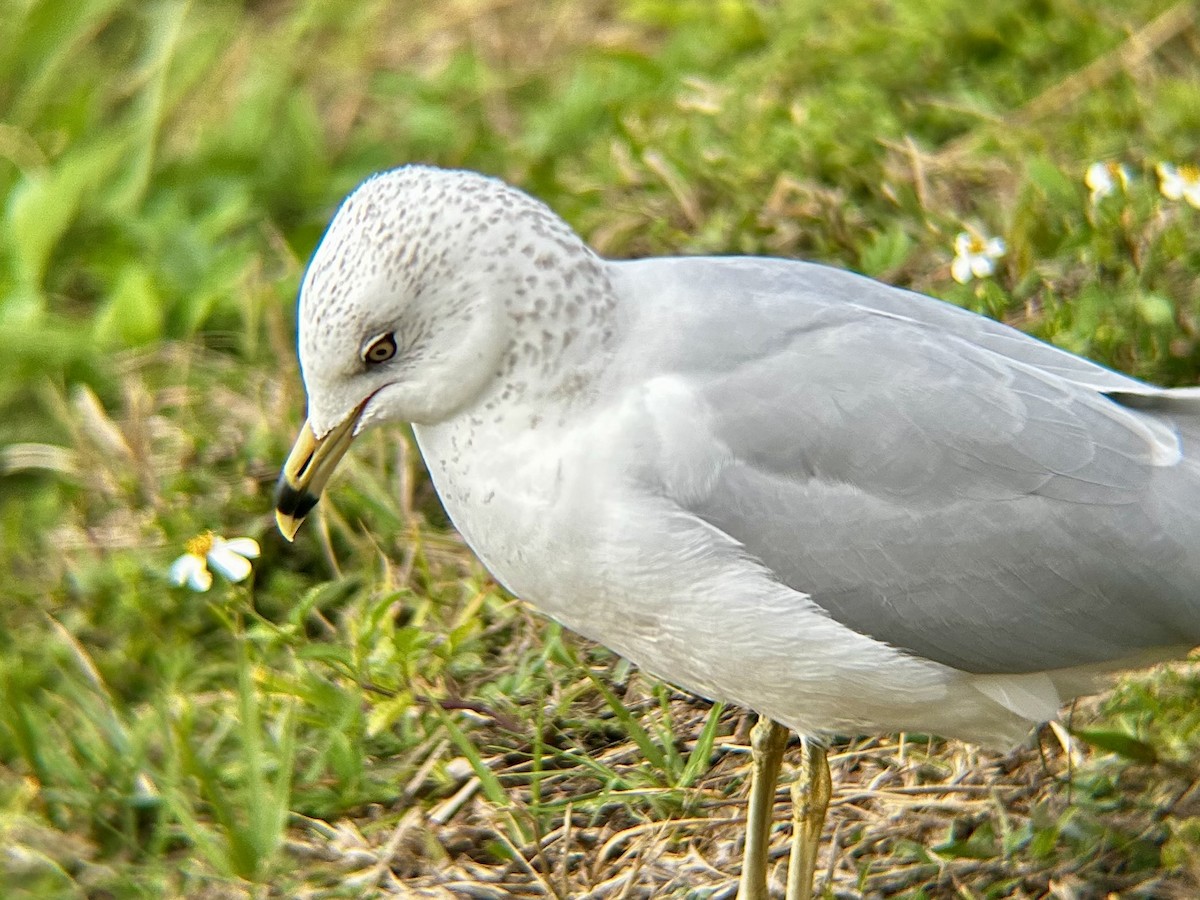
[951,231,1006,284]
[170,531,260,591]
[1157,162,1200,209]
[1084,161,1129,203]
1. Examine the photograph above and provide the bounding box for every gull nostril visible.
[292,449,315,481]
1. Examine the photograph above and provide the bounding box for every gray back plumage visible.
[613,256,1200,674]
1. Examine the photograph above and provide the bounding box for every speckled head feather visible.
[296,165,616,437]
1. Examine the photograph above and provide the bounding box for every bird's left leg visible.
[785,738,832,900]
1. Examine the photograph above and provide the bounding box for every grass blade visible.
[585,670,669,774]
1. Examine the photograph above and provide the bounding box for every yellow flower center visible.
[967,236,987,254]
[1180,164,1200,185]
[186,531,215,557]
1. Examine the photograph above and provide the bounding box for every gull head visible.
[275,165,611,540]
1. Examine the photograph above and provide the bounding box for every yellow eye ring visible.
[362,332,397,364]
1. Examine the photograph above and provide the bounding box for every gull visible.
[276,165,1200,899]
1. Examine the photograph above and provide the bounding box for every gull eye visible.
[362,332,397,364]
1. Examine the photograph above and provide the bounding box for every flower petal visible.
[1084,163,1111,194]
[953,232,972,255]
[951,255,973,284]
[168,554,193,585]
[219,537,260,559]
[170,553,209,590]
[207,544,253,582]
[971,255,996,278]
[189,565,214,592]
[1158,163,1184,200]
[985,237,1006,258]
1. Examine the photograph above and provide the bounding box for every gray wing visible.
[617,257,1200,674]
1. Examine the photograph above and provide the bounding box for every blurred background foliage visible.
[2,0,1199,896]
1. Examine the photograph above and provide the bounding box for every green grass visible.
[2,0,1200,896]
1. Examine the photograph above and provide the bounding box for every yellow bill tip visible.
[275,508,302,542]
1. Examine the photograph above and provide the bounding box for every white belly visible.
[411,418,1053,749]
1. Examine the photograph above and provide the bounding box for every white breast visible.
[412,394,1042,748]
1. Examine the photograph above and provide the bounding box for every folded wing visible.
[621,257,1200,674]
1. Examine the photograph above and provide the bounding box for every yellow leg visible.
[737,716,789,900]
[785,739,832,900]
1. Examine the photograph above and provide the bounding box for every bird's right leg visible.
[785,738,832,900]
[737,715,789,900]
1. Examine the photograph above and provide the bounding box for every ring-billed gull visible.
[276,166,1200,899]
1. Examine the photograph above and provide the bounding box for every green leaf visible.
[859,225,912,276]
[678,701,724,789]
[4,137,129,293]
[1135,293,1175,328]
[1025,157,1077,209]
[586,670,670,775]
[434,705,530,843]
[1072,727,1159,764]
[365,690,413,738]
[933,821,999,860]
[93,264,165,347]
